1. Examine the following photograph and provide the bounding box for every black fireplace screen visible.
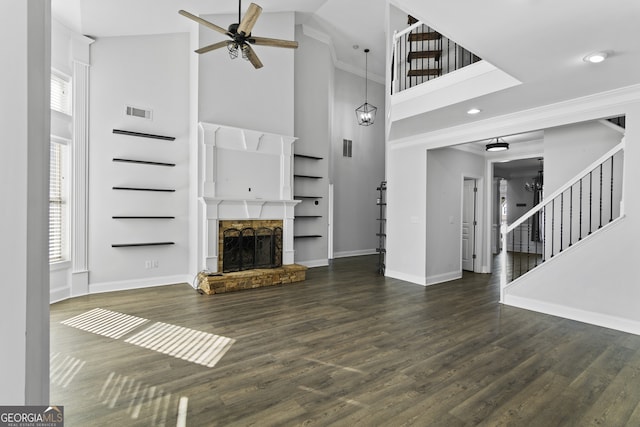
[223,227,282,273]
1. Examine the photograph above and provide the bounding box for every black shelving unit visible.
[376,181,387,275]
[294,174,322,179]
[113,158,175,167]
[112,216,175,219]
[112,242,175,248]
[294,154,323,160]
[111,131,177,251]
[113,129,175,141]
[113,186,175,192]
[293,153,324,241]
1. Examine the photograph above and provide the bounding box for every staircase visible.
[391,16,481,94]
[501,140,625,298]
[406,15,443,82]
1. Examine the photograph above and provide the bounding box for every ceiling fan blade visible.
[237,3,262,35]
[250,36,298,49]
[179,10,230,37]
[195,41,229,55]
[243,44,264,69]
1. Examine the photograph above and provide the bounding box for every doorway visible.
[462,178,477,272]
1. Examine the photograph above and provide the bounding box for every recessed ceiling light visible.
[583,52,608,63]
[467,108,481,115]
[352,44,359,50]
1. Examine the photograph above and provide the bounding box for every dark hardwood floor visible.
[51,255,640,426]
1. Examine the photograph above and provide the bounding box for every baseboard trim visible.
[333,249,377,259]
[90,274,192,295]
[50,287,71,304]
[426,271,462,286]
[297,259,329,268]
[504,294,640,336]
[385,269,426,286]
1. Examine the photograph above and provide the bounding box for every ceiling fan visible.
[178,1,299,69]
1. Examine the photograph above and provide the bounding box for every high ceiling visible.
[390,0,640,139]
[52,0,640,141]
[51,0,388,81]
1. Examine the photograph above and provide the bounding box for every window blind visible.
[51,71,71,115]
[49,141,64,263]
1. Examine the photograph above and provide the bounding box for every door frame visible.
[460,174,484,274]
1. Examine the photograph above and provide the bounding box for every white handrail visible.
[506,140,625,233]
[393,20,424,42]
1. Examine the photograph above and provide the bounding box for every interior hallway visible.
[51,255,640,425]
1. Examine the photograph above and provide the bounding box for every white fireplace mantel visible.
[197,123,299,272]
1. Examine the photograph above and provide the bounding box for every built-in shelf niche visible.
[293,153,325,243]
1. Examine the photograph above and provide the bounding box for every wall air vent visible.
[125,105,152,120]
[343,139,352,157]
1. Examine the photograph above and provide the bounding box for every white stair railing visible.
[500,140,625,295]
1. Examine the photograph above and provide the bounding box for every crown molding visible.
[301,24,385,85]
[389,83,640,150]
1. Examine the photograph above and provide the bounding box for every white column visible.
[0,0,51,405]
[71,60,90,295]
[199,123,220,198]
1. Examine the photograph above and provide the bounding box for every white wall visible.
[386,144,427,284]
[544,120,622,194]
[505,105,640,334]
[292,26,331,266]
[0,0,50,405]
[426,147,485,283]
[198,12,295,137]
[89,33,191,291]
[332,68,386,258]
[387,77,640,333]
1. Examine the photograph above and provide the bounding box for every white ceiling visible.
[51,0,388,80]
[52,0,640,139]
[390,0,640,139]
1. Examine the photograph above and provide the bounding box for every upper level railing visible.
[391,20,481,95]
[501,140,625,289]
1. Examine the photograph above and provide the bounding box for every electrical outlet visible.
[145,260,152,269]
[152,260,159,268]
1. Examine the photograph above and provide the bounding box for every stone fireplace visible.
[196,122,305,294]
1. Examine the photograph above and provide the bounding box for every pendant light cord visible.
[365,49,369,103]
[238,0,242,23]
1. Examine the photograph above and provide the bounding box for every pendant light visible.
[356,48,377,126]
[486,137,509,152]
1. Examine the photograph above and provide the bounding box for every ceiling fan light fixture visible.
[179,2,298,69]
[228,42,239,59]
[486,138,509,152]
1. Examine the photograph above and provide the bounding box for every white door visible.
[462,179,477,271]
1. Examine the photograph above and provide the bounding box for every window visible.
[49,138,69,263]
[51,70,72,115]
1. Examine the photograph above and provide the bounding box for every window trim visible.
[50,135,71,264]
